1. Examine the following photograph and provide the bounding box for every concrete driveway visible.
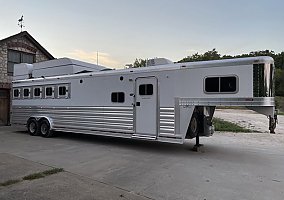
[0,125,284,200]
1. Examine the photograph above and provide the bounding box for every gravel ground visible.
[214,109,284,134]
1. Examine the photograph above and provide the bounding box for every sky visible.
[1,0,284,68]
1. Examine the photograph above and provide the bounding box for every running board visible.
[132,134,157,140]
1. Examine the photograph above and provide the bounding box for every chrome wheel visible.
[39,119,53,137]
[27,118,39,136]
[41,123,48,135]
[29,122,36,133]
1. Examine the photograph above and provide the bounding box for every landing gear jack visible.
[192,134,204,152]
[269,113,278,134]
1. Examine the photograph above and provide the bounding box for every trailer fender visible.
[29,116,54,130]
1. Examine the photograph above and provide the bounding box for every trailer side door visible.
[135,77,158,137]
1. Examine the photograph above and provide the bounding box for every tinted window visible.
[205,76,237,93]
[46,87,53,96]
[111,92,125,103]
[139,84,153,95]
[220,77,237,92]
[13,89,19,97]
[34,88,41,96]
[59,86,66,96]
[24,89,30,97]
[205,77,219,92]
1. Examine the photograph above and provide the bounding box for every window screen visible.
[111,92,125,103]
[139,84,153,95]
[46,87,53,96]
[34,88,41,96]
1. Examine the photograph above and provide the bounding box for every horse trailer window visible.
[111,92,125,103]
[46,87,53,96]
[139,84,153,95]
[23,88,30,97]
[57,85,69,98]
[13,89,20,98]
[220,77,237,92]
[205,77,219,92]
[205,76,237,93]
[34,88,41,97]
[59,86,66,96]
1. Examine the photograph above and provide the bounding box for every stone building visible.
[0,31,54,125]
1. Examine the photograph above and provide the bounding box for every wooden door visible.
[0,89,9,125]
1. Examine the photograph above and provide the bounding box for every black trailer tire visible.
[39,119,53,138]
[27,118,39,136]
[188,113,200,138]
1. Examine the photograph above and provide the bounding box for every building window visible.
[111,92,125,103]
[139,84,153,95]
[7,50,35,76]
[205,76,237,93]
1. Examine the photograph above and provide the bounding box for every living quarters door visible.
[135,77,158,136]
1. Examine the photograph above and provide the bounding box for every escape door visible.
[135,77,158,136]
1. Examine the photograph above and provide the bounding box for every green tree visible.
[178,49,284,96]
[133,59,146,68]
[178,48,221,63]
[274,52,284,69]
[275,69,284,96]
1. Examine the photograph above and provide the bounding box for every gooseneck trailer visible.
[12,56,278,147]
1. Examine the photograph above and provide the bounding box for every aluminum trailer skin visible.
[12,56,277,146]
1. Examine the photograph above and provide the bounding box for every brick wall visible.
[0,35,50,86]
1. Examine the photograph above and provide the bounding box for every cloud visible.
[67,49,121,68]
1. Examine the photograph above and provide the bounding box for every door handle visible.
[136,102,140,106]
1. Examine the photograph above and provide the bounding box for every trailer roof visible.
[13,56,273,83]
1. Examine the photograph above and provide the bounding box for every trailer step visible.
[131,134,157,140]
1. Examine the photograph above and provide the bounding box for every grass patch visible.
[276,96,284,113]
[23,172,45,180]
[23,168,64,181]
[0,168,64,187]
[42,168,64,176]
[213,118,252,132]
[0,179,21,187]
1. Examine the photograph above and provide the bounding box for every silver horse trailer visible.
[11,56,278,148]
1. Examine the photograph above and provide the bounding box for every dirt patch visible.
[214,109,284,134]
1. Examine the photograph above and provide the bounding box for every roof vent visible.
[147,58,173,66]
